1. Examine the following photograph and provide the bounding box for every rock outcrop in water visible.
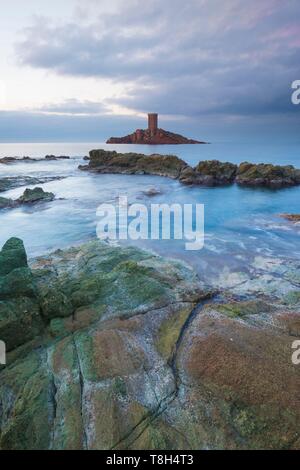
[236,162,300,188]
[80,149,300,189]
[0,176,64,193]
[79,149,188,179]
[107,113,206,145]
[0,156,70,164]
[0,187,55,209]
[0,237,299,450]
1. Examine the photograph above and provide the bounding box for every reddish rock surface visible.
[106,113,206,144]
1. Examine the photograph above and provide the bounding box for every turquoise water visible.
[0,142,299,285]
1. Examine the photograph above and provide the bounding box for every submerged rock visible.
[0,238,299,450]
[0,197,15,209]
[0,176,64,193]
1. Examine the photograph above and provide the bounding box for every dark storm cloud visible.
[15,0,300,119]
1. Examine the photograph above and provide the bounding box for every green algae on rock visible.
[17,187,55,204]
[0,237,299,450]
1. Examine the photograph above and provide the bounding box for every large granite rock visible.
[0,238,299,450]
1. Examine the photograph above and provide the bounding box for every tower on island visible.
[148,113,158,135]
[106,111,205,144]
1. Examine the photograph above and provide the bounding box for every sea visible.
[0,141,299,287]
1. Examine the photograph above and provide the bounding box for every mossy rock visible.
[215,300,271,318]
[17,187,54,204]
[0,238,28,276]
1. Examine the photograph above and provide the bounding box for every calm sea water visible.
[0,142,299,285]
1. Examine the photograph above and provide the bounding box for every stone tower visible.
[148,113,158,135]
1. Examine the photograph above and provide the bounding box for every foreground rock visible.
[0,238,43,351]
[0,237,299,449]
[0,187,55,210]
[81,149,300,189]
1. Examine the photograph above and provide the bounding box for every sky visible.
[0,0,299,142]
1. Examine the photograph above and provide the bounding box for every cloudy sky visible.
[0,0,299,141]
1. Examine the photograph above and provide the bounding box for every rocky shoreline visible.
[80,149,300,188]
[0,237,299,450]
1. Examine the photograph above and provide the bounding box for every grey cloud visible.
[15,0,300,120]
[37,99,109,115]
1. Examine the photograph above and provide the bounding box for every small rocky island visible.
[106,113,206,145]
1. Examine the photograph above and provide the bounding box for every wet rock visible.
[236,162,300,188]
[0,197,15,209]
[17,187,55,204]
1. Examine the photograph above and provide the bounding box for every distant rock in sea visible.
[0,155,70,164]
[106,113,206,144]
